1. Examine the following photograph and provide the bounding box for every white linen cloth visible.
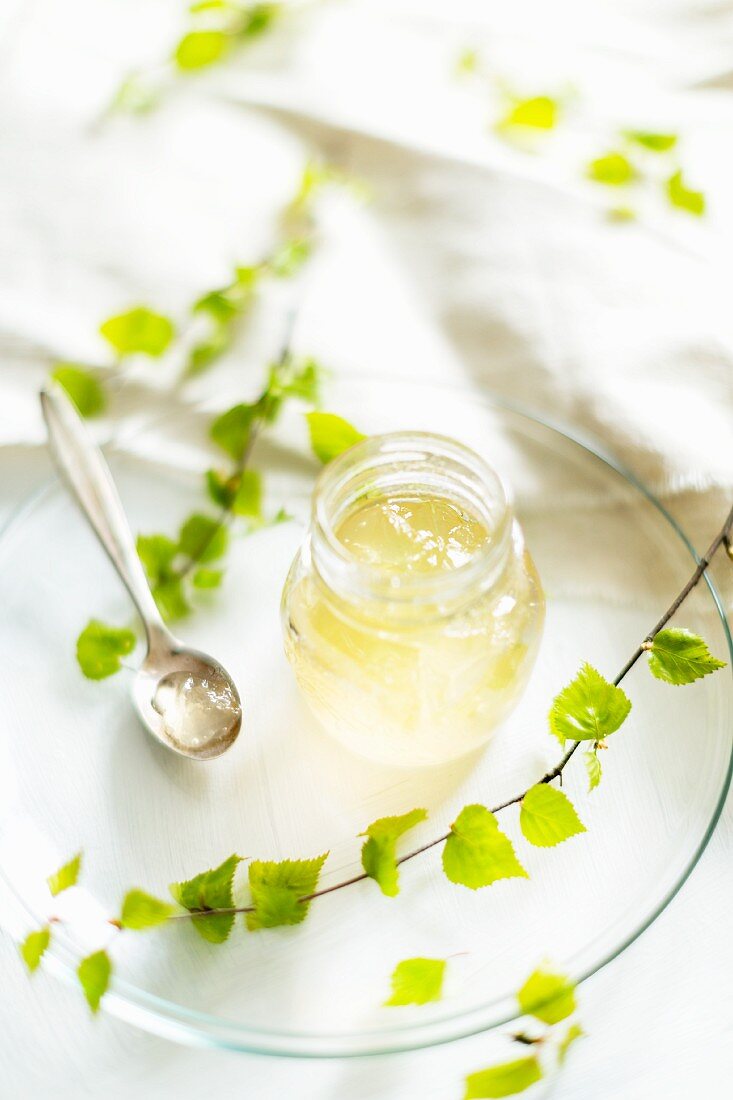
[0,0,732,1096]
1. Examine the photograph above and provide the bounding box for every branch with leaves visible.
[21,491,732,1047]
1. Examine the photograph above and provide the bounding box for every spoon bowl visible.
[134,638,242,760]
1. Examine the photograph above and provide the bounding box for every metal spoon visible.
[40,385,242,760]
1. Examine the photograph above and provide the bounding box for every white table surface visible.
[1,0,732,1095]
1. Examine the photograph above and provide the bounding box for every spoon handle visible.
[40,385,168,644]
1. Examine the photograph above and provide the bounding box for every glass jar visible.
[281,432,545,766]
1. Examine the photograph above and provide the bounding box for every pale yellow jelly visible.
[283,490,544,767]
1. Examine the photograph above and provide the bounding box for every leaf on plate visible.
[548,663,631,746]
[385,957,446,1006]
[47,851,82,896]
[77,949,112,1013]
[584,750,602,792]
[517,966,576,1025]
[360,808,427,897]
[76,620,136,680]
[519,785,585,848]
[20,927,51,972]
[442,805,528,889]
[246,854,328,931]
[170,854,242,944]
[647,628,725,685]
[120,889,175,931]
[464,1056,542,1098]
[100,306,174,357]
[51,364,105,417]
[306,411,365,464]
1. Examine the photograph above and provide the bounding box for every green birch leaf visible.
[519,785,585,848]
[20,927,50,972]
[192,567,224,589]
[270,356,324,405]
[205,468,237,508]
[558,1022,584,1064]
[120,889,175,930]
[136,533,178,586]
[584,750,602,791]
[51,365,105,417]
[77,950,111,1013]
[187,325,231,376]
[501,96,558,130]
[210,403,258,460]
[385,957,446,1006]
[667,170,705,216]
[246,854,328,931]
[178,514,228,564]
[239,2,281,38]
[587,152,636,186]
[517,966,576,1024]
[442,805,528,889]
[549,663,631,746]
[175,31,230,70]
[306,411,365,463]
[464,1056,542,1098]
[170,854,242,944]
[47,851,82,896]
[231,469,262,518]
[647,628,725,685]
[269,238,311,277]
[360,808,427,897]
[76,621,136,679]
[100,307,174,357]
[152,577,190,623]
[623,131,677,152]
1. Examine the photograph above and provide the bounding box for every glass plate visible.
[0,375,730,1057]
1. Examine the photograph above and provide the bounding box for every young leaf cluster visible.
[586,130,705,219]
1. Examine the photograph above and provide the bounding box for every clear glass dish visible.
[0,374,730,1057]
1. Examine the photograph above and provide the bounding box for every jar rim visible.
[310,431,513,610]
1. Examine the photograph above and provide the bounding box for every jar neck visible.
[309,432,513,621]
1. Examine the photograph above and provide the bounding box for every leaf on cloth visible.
[100,306,174,357]
[306,411,365,463]
[666,170,705,216]
[51,365,105,417]
[586,152,636,186]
